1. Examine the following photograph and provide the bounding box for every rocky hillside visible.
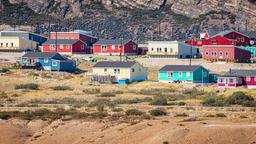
[0,0,256,41]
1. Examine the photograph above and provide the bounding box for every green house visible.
[239,46,256,57]
[158,65,209,83]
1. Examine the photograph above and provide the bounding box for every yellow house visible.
[0,37,37,51]
[92,61,148,84]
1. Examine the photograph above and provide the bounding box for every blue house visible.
[158,65,209,83]
[21,52,76,72]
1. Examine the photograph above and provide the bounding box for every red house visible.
[211,30,250,46]
[42,39,90,54]
[217,69,256,88]
[50,30,98,47]
[93,39,138,55]
[186,30,250,47]
[202,36,251,62]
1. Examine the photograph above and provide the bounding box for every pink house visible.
[217,69,256,88]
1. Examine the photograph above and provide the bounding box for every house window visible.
[229,78,234,83]
[119,45,122,49]
[219,78,224,83]
[159,48,162,52]
[241,38,245,42]
[211,41,217,44]
[225,51,229,57]
[104,68,107,72]
[101,45,107,51]
[205,51,209,56]
[170,48,173,52]
[50,44,56,50]
[167,72,173,78]
[246,76,251,81]
[66,45,70,49]
[186,72,190,77]
[44,58,48,63]
[0,43,3,47]
[237,37,240,42]
[11,43,14,47]
[211,51,217,57]
[52,61,58,66]
[6,43,8,47]
[151,48,154,51]
[164,48,167,52]
[81,44,84,49]
[178,72,182,77]
[131,68,135,72]
[60,45,64,49]
[219,51,223,56]
[133,45,137,50]
[114,69,120,74]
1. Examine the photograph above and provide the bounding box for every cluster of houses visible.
[1,28,256,88]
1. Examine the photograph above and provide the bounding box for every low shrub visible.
[15,83,39,90]
[125,109,144,116]
[215,113,227,118]
[0,68,10,73]
[150,96,168,106]
[174,113,189,117]
[96,92,116,97]
[83,88,100,94]
[241,101,256,107]
[89,99,115,108]
[202,94,227,107]
[226,91,254,105]
[112,108,123,112]
[113,97,152,104]
[149,108,167,116]
[0,92,8,99]
[50,86,73,91]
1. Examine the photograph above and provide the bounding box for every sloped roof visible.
[224,69,256,76]
[93,61,136,68]
[95,39,131,45]
[211,30,249,38]
[22,52,59,58]
[159,65,201,72]
[43,39,79,45]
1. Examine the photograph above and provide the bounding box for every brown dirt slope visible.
[1,119,251,144]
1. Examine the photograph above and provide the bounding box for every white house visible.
[147,41,199,58]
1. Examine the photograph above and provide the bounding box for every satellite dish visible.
[250,40,255,46]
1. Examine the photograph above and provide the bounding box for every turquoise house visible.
[239,46,256,57]
[158,65,209,83]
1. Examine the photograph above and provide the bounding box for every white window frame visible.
[241,37,245,42]
[133,45,137,50]
[167,72,173,78]
[186,72,190,77]
[246,76,251,81]
[44,58,48,63]
[205,51,209,56]
[50,44,56,50]
[101,45,107,51]
[52,61,58,66]
[178,72,182,77]
[114,68,120,74]
[225,51,229,57]
[60,45,64,49]
[229,78,234,84]
[219,51,223,56]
